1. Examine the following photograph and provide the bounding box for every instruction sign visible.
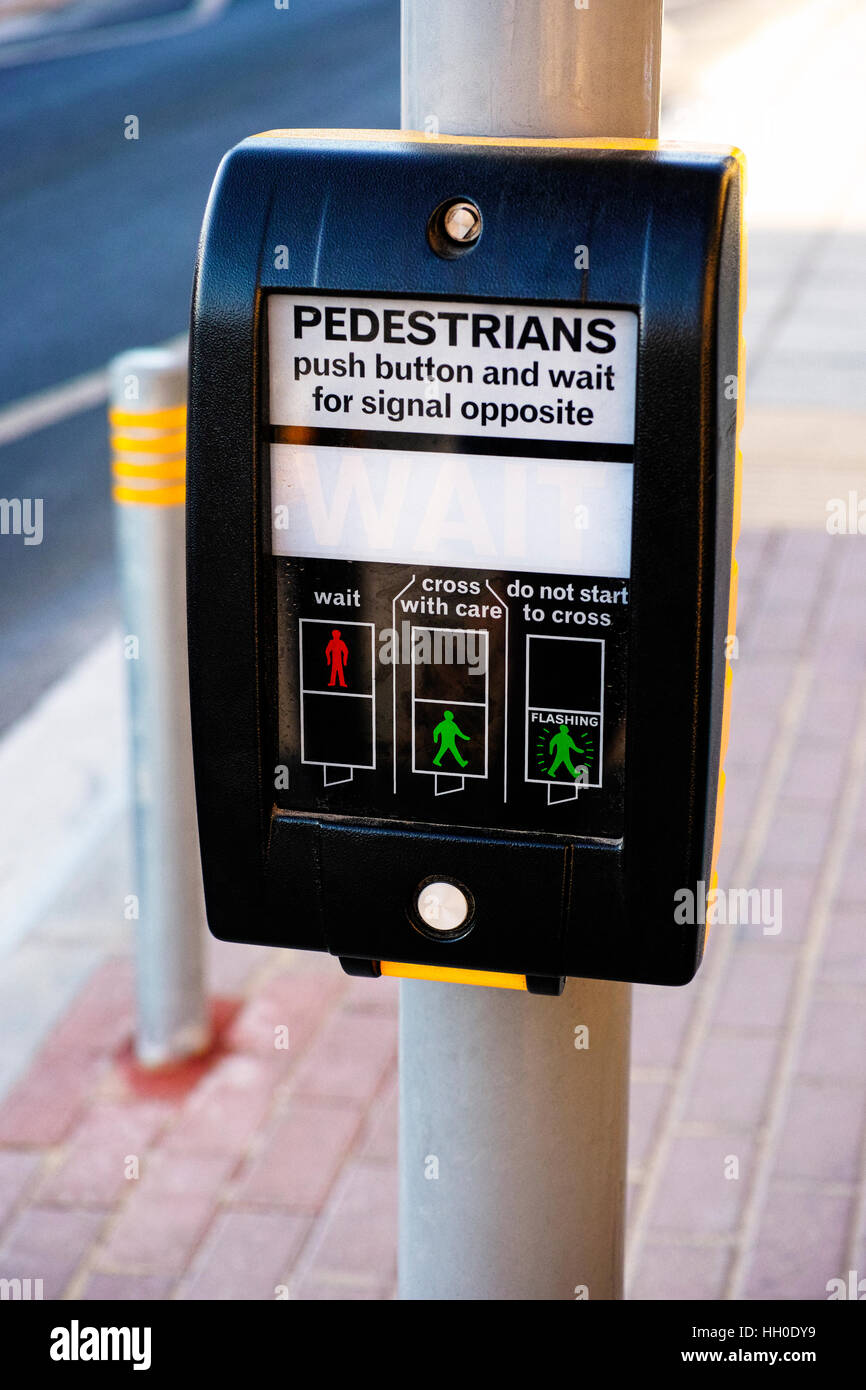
[268,293,636,838]
[269,294,637,445]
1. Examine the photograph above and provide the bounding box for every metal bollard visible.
[109,343,210,1067]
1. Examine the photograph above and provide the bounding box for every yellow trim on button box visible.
[380,962,527,991]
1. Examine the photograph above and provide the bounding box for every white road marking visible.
[0,333,187,447]
[0,0,229,70]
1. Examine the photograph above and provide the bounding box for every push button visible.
[416,879,472,934]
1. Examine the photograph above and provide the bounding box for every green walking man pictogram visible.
[433,709,470,769]
[547,722,585,780]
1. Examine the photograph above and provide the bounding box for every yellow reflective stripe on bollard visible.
[109,405,187,429]
[380,962,527,990]
[112,483,186,506]
[110,403,186,505]
[110,432,186,454]
[112,459,187,480]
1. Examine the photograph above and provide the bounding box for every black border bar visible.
[268,423,634,463]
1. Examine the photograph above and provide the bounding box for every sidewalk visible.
[0,948,400,1301]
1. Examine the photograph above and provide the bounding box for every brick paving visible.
[0,950,400,1300]
[627,530,866,1301]
[0,528,862,1300]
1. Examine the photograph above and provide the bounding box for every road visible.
[0,0,399,733]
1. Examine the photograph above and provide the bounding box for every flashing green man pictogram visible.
[433,710,470,769]
[547,722,584,780]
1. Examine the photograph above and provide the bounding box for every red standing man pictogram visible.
[325,628,349,688]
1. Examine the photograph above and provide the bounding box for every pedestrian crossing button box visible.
[187,129,745,992]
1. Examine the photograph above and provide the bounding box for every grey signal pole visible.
[399,0,663,1301]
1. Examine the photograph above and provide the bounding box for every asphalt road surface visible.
[0,0,399,733]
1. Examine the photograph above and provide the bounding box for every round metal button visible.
[415,880,471,933]
[442,201,482,245]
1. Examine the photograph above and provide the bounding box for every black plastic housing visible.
[187,132,742,987]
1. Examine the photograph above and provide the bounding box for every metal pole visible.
[110,344,210,1068]
[399,0,662,1301]
[402,0,662,140]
